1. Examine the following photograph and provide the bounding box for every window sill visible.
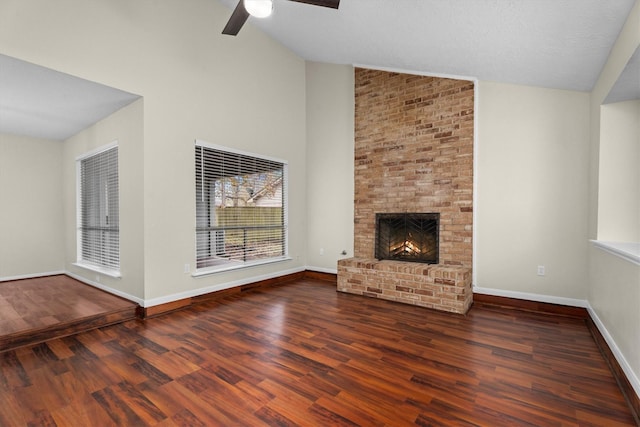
[73,263,122,278]
[590,240,640,266]
[192,256,292,277]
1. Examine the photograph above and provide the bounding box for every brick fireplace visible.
[337,68,474,314]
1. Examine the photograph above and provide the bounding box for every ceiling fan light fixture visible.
[244,0,273,18]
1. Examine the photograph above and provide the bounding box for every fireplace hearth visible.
[375,213,439,264]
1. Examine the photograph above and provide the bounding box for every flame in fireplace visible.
[390,238,422,257]
[375,213,439,264]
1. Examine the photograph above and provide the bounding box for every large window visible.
[195,141,288,273]
[76,143,120,274]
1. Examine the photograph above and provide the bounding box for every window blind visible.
[195,142,287,271]
[78,146,120,271]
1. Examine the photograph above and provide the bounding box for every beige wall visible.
[0,134,64,278]
[476,81,590,299]
[305,67,593,302]
[590,1,640,239]
[589,245,640,385]
[598,100,640,242]
[0,0,308,303]
[588,0,640,397]
[305,66,593,302]
[305,62,354,272]
[63,99,144,301]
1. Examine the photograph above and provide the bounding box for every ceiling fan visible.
[222,0,340,36]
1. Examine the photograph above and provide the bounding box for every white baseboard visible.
[65,271,144,306]
[306,265,338,275]
[143,266,306,308]
[473,286,589,308]
[588,305,640,399]
[0,270,66,282]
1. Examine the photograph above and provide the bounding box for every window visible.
[76,143,120,274]
[195,141,288,273]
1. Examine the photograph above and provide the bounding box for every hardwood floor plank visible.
[312,395,386,427]
[0,393,29,426]
[254,404,299,427]
[414,399,482,427]
[26,410,57,427]
[338,390,420,426]
[170,408,207,427]
[62,356,123,394]
[92,384,148,425]
[131,356,173,386]
[50,393,117,427]
[0,279,636,426]
[143,380,243,426]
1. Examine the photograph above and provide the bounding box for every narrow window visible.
[77,144,120,274]
[195,141,288,273]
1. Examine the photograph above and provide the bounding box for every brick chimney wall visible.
[353,68,474,267]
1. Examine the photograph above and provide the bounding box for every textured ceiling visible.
[219,0,636,92]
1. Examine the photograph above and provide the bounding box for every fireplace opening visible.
[375,213,439,264]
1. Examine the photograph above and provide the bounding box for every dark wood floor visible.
[0,275,138,352]
[0,279,636,426]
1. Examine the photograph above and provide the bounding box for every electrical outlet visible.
[184,264,190,274]
[320,248,324,256]
[537,265,545,276]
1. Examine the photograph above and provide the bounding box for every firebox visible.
[375,213,439,264]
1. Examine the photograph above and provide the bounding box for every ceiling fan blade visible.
[289,0,340,9]
[222,1,250,36]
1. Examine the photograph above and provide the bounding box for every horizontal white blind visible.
[195,143,286,270]
[79,146,119,271]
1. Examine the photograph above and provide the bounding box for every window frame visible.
[193,140,290,276]
[74,141,121,278]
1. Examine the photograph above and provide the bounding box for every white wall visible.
[63,99,144,301]
[0,0,308,303]
[588,0,640,397]
[589,245,640,387]
[0,134,64,279]
[305,62,355,272]
[598,100,640,242]
[476,81,590,300]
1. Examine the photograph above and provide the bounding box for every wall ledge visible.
[590,240,640,266]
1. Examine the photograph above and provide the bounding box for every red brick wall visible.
[354,68,474,267]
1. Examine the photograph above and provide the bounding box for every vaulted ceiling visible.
[219,0,636,91]
[1,0,637,141]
